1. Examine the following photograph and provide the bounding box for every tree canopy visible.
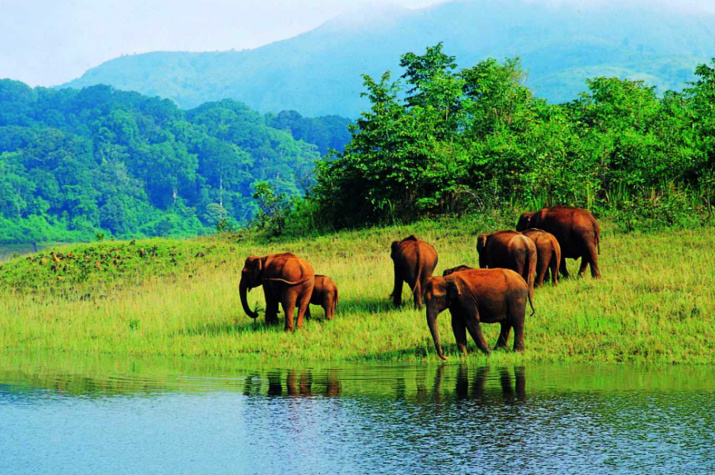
[0,83,350,243]
[313,44,714,230]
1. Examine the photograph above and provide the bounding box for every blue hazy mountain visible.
[61,0,715,117]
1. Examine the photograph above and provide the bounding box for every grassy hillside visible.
[61,0,715,116]
[1,217,713,364]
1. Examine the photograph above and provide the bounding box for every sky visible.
[1,0,713,88]
[0,0,446,87]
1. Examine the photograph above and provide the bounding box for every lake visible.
[0,355,713,474]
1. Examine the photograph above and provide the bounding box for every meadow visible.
[0,217,713,364]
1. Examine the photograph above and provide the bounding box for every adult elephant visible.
[516,205,601,278]
[476,230,536,300]
[520,228,561,287]
[239,252,315,332]
[390,235,438,309]
[424,268,533,360]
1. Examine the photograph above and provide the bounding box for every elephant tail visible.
[593,220,601,255]
[523,238,536,303]
[528,293,535,316]
[333,286,339,316]
[412,244,424,301]
[263,276,311,286]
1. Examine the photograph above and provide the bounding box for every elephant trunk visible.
[426,306,447,360]
[239,279,259,319]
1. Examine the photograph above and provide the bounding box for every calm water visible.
[0,357,713,474]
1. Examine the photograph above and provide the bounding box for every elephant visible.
[442,265,473,276]
[520,228,561,286]
[476,230,536,300]
[390,235,438,309]
[516,205,601,278]
[424,268,533,360]
[304,274,339,320]
[239,252,315,332]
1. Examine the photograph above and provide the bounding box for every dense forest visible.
[0,81,350,243]
[308,45,714,231]
[2,44,714,243]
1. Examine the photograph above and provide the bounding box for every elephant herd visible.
[239,205,602,359]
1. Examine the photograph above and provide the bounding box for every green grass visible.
[0,217,713,364]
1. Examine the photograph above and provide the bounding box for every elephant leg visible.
[281,291,299,333]
[324,296,334,320]
[413,279,423,310]
[578,256,589,277]
[264,287,280,325]
[391,267,404,307]
[512,318,525,352]
[535,263,547,288]
[451,313,468,357]
[305,306,312,320]
[495,321,511,349]
[464,316,491,355]
[295,288,312,330]
[550,256,559,285]
[559,255,570,279]
[588,244,601,278]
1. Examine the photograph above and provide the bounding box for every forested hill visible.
[61,0,715,116]
[0,80,351,243]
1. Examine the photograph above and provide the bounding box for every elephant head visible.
[516,212,536,231]
[239,256,264,319]
[425,276,462,361]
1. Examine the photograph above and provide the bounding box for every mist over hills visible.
[62,0,715,117]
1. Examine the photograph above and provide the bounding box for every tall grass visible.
[0,218,713,364]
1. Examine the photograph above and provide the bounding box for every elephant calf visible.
[390,235,438,309]
[304,274,339,320]
[425,268,533,360]
[520,228,561,286]
[476,230,536,300]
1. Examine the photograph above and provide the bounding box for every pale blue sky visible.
[0,0,712,87]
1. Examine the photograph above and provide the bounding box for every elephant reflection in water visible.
[429,365,526,402]
[264,370,341,397]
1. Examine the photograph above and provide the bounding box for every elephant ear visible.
[447,278,462,301]
[245,256,263,273]
[476,234,488,253]
[390,241,399,258]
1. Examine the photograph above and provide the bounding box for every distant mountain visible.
[61,0,715,117]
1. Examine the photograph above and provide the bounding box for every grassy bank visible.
[0,218,713,364]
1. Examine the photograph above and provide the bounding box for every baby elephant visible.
[304,275,339,320]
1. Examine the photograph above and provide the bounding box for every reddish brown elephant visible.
[390,235,438,309]
[304,274,339,320]
[476,230,536,300]
[239,252,314,332]
[520,228,562,286]
[516,205,601,278]
[424,268,533,360]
